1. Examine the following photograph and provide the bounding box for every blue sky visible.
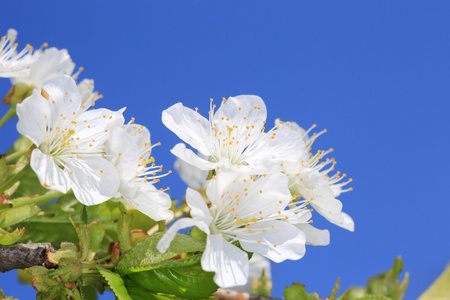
[1,1,449,299]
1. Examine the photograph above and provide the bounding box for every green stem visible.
[5,149,29,164]
[0,191,64,213]
[0,106,16,129]
[0,162,31,195]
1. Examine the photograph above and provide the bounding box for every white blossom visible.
[277,120,354,231]
[174,153,208,190]
[162,96,305,174]
[105,122,174,221]
[16,75,124,205]
[0,29,35,78]
[11,47,76,89]
[157,172,306,288]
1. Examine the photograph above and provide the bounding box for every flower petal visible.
[42,74,81,126]
[214,95,267,134]
[15,48,75,88]
[239,220,306,263]
[156,218,197,253]
[229,173,291,220]
[186,188,212,233]
[201,234,249,288]
[30,149,70,193]
[106,126,138,180]
[123,123,151,151]
[171,143,217,171]
[124,185,174,221]
[68,157,120,206]
[295,224,330,246]
[162,103,211,154]
[73,108,125,148]
[174,155,208,189]
[16,89,50,146]
[313,208,355,231]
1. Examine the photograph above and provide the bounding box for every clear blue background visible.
[0,1,449,299]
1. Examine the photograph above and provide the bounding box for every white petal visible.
[123,123,151,151]
[68,157,120,206]
[16,89,50,146]
[175,155,208,189]
[295,224,330,246]
[30,149,70,193]
[231,173,291,220]
[16,48,75,88]
[157,218,197,253]
[185,188,212,233]
[171,143,217,171]
[314,209,354,232]
[239,220,306,263]
[201,234,249,288]
[280,209,312,224]
[205,172,239,206]
[42,74,81,125]
[162,103,211,154]
[73,108,125,147]
[214,95,267,132]
[124,185,174,221]
[106,126,138,180]
[77,78,95,105]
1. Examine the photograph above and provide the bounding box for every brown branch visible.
[0,242,58,272]
[213,288,282,300]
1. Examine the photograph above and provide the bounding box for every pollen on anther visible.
[100,169,104,173]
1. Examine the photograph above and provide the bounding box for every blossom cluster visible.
[1,29,173,221]
[1,28,354,290]
[157,95,354,287]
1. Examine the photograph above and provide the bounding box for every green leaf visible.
[126,265,217,298]
[0,228,25,245]
[284,283,321,300]
[47,242,78,264]
[86,221,105,261]
[418,262,450,300]
[0,156,8,183]
[123,279,174,300]
[329,278,341,300]
[116,233,205,274]
[8,167,47,198]
[79,286,98,300]
[367,256,409,300]
[0,204,40,227]
[98,267,132,300]
[69,216,90,261]
[338,287,366,300]
[48,258,82,283]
